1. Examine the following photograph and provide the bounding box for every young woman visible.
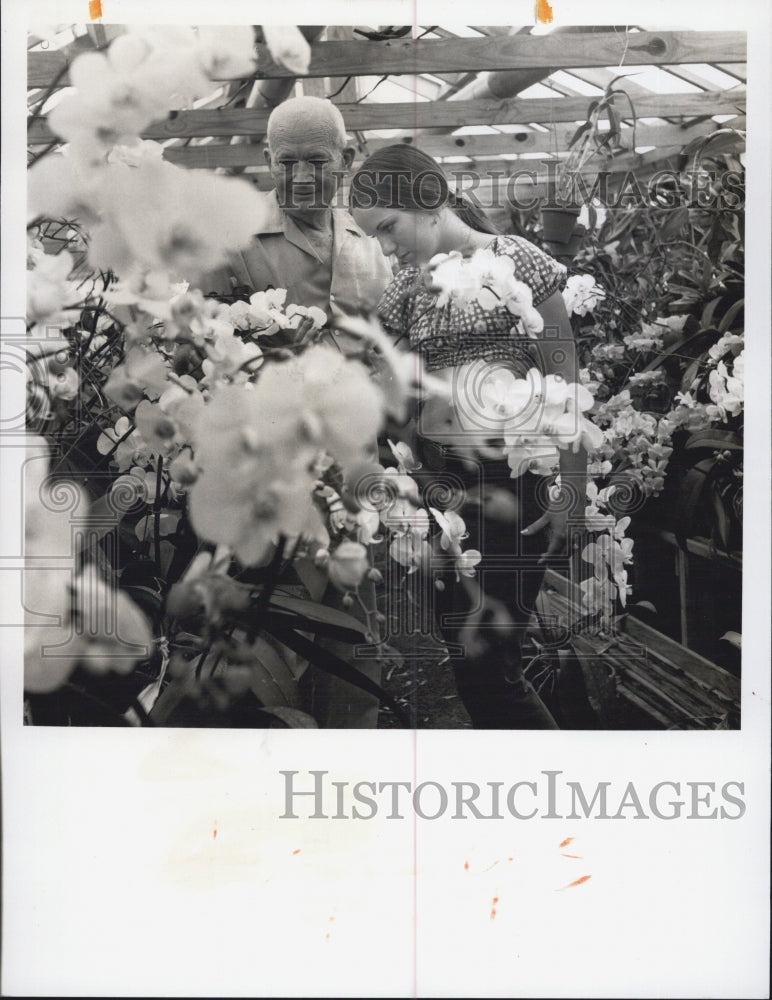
[350,145,587,729]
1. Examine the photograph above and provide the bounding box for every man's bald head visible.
[264,97,355,220]
[267,96,348,156]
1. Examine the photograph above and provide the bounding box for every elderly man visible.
[207,95,392,338]
[207,97,393,729]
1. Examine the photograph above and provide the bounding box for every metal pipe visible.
[447,67,555,103]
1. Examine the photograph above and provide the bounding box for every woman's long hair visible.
[349,144,499,235]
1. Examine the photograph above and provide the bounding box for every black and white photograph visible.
[2,0,769,996]
[16,20,751,732]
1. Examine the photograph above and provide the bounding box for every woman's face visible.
[351,205,441,267]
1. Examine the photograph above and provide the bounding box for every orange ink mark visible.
[558,837,574,848]
[212,828,217,840]
[88,0,102,19]
[535,0,554,25]
[490,895,499,920]
[292,849,301,855]
[481,860,500,873]
[556,874,592,891]
[464,860,470,871]
[561,853,582,859]
[507,857,514,862]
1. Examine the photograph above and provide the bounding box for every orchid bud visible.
[327,540,369,592]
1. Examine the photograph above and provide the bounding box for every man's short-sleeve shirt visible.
[205,190,392,326]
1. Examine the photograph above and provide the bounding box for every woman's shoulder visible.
[386,265,423,290]
[378,266,426,309]
[490,233,554,260]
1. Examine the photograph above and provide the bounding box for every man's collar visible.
[335,211,365,239]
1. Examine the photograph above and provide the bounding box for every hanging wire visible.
[325,76,353,99]
[355,75,390,103]
[616,25,631,69]
[328,25,436,102]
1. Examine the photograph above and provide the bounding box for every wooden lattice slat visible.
[160,118,744,170]
[27,30,747,89]
[27,89,747,145]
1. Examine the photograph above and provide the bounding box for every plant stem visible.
[153,456,164,570]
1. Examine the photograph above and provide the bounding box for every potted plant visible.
[544,222,588,259]
[540,79,638,245]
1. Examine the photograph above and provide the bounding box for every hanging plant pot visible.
[545,225,586,260]
[540,205,581,244]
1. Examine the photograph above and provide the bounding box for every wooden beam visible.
[715,63,747,82]
[557,67,663,101]
[564,66,745,129]
[161,117,743,171]
[465,146,688,187]
[372,118,744,159]
[169,149,691,206]
[27,30,747,89]
[27,89,747,145]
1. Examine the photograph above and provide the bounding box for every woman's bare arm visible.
[523,289,588,557]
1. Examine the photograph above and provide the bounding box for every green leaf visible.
[248,635,300,704]
[684,429,743,451]
[149,677,195,725]
[245,655,295,707]
[696,129,746,159]
[266,593,368,637]
[258,609,364,644]
[641,327,722,375]
[700,296,723,330]
[660,207,689,242]
[701,257,714,292]
[630,600,658,615]
[264,626,411,728]
[567,120,592,150]
[605,74,636,93]
[122,584,164,623]
[674,457,716,551]
[710,481,730,552]
[717,297,744,334]
[679,358,702,394]
[605,103,620,144]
